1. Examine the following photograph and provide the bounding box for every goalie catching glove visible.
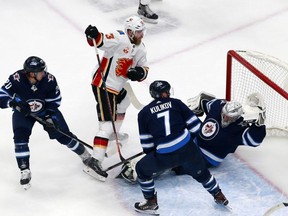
[242,93,266,126]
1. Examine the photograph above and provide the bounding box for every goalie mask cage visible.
[226,50,288,136]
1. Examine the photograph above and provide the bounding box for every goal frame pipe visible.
[226,50,288,101]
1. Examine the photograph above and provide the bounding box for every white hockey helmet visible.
[124,15,146,35]
[221,101,243,127]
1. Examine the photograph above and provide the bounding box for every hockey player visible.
[120,92,267,181]
[182,92,267,168]
[0,56,92,190]
[83,15,149,181]
[137,0,159,24]
[134,80,228,215]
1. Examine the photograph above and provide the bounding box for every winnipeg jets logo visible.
[199,118,219,140]
[27,99,44,113]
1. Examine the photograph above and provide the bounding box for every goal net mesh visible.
[226,50,288,136]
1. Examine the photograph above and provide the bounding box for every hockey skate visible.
[134,193,159,215]
[79,148,92,166]
[83,157,108,182]
[20,169,31,190]
[137,4,158,24]
[214,190,229,206]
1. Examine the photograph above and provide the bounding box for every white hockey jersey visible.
[88,30,148,94]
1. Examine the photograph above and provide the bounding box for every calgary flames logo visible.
[116,58,133,77]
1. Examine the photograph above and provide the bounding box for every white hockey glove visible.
[243,93,266,126]
[187,92,215,116]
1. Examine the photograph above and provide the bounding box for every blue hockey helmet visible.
[149,80,171,99]
[23,56,46,73]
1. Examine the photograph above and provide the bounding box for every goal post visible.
[226,50,288,136]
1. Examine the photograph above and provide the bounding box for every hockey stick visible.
[92,38,125,162]
[104,152,144,172]
[263,202,288,216]
[124,82,145,110]
[29,113,94,150]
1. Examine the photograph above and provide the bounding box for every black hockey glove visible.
[43,110,59,132]
[9,97,31,117]
[127,67,146,81]
[85,25,99,39]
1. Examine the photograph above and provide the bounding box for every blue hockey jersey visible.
[138,97,201,154]
[196,99,266,167]
[0,70,61,114]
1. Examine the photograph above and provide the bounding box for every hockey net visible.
[226,50,288,136]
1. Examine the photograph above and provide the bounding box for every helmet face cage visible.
[24,56,46,73]
[124,16,146,36]
[149,80,171,99]
[221,101,243,127]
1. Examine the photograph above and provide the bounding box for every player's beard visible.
[133,37,142,45]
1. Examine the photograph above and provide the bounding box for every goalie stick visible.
[104,151,144,172]
[263,202,288,216]
[124,82,145,110]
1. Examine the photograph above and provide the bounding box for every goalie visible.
[120,92,266,181]
[174,91,267,172]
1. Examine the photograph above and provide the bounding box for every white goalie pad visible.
[187,91,215,109]
[120,154,145,183]
[187,94,201,110]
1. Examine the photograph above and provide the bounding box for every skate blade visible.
[83,166,106,182]
[22,183,31,190]
[138,16,158,24]
[134,209,159,215]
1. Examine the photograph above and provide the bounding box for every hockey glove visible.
[256,108,266,127]
[85,25,99,39]
[9,97,31,117]
[127,67,146,81]
[246,93,266,126]
[43,110,59,132]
